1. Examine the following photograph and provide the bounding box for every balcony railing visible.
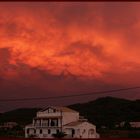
[34,123,40,127]
[37,112,61,117]
[34,123,60,127]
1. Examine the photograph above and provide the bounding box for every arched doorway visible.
[88,129,95,138]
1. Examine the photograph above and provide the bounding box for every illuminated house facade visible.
[25,106,100,138]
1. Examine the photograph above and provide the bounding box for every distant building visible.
[119,121,140,128]
[0,122,18,129]
[25,106,100,138]
[101,125,107,129]
[130,122,140,128]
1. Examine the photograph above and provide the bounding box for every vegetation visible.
[0,125,24,137]
[52,131,67,138]
[0,108,41,125]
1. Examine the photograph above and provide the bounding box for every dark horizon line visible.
[0,86,140,102]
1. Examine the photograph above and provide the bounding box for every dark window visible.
[40,129,42,134]
[27,129,30,134]
[51,120,55,126]
[56,129,59,133]
[72,129,75,137]
[50,119,58,126]
[48,129,51,134]
[56,119,58,126]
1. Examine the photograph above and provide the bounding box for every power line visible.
[0,86,140,102]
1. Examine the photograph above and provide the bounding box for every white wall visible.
[64,122,98,138]
[130,122,140,128]
[62,112,79,125]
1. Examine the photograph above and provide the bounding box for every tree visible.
[124,121,131,129]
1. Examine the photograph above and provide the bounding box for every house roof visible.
[40,106,78,113]
[34,116,62,119]
[64,120,87,127]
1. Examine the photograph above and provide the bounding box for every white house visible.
[25,106,100,138]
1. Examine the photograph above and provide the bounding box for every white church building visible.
[25,106,100,138]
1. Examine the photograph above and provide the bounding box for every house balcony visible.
[34,122,61,128]
[37,112,62,117]
[34,124,61,128]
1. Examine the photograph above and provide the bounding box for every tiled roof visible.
[56,107,78,113]
[34,116,62,119]
[64,121,84,127]
[40,106,78,113]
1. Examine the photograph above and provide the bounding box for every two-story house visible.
[25,106,100,138]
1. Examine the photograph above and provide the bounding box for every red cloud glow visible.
[0,2,140,112]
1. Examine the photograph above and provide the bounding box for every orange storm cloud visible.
[1,2,140,111]
[0,2,140,89]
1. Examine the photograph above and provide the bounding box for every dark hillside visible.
[68,96,140,128]
[0,108,41,125]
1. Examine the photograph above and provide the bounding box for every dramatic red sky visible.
[0,2,140,112]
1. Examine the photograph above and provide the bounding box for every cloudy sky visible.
[0,2,140,112]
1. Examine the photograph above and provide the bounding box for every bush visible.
[52,131,67,138]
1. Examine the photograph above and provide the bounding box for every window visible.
[89,129,94,135]
[51,120,55,126]
[72,129,75,135]
[42,119,49,126]
[72,129,75,137]
[82,129,86,134]
[56,129,59,133]
[27,129,30,134]
[49,108,53,113]
[50,119,58,126]
[40,129,42,134]
[35,119,41,126]
[48,129,51,134]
